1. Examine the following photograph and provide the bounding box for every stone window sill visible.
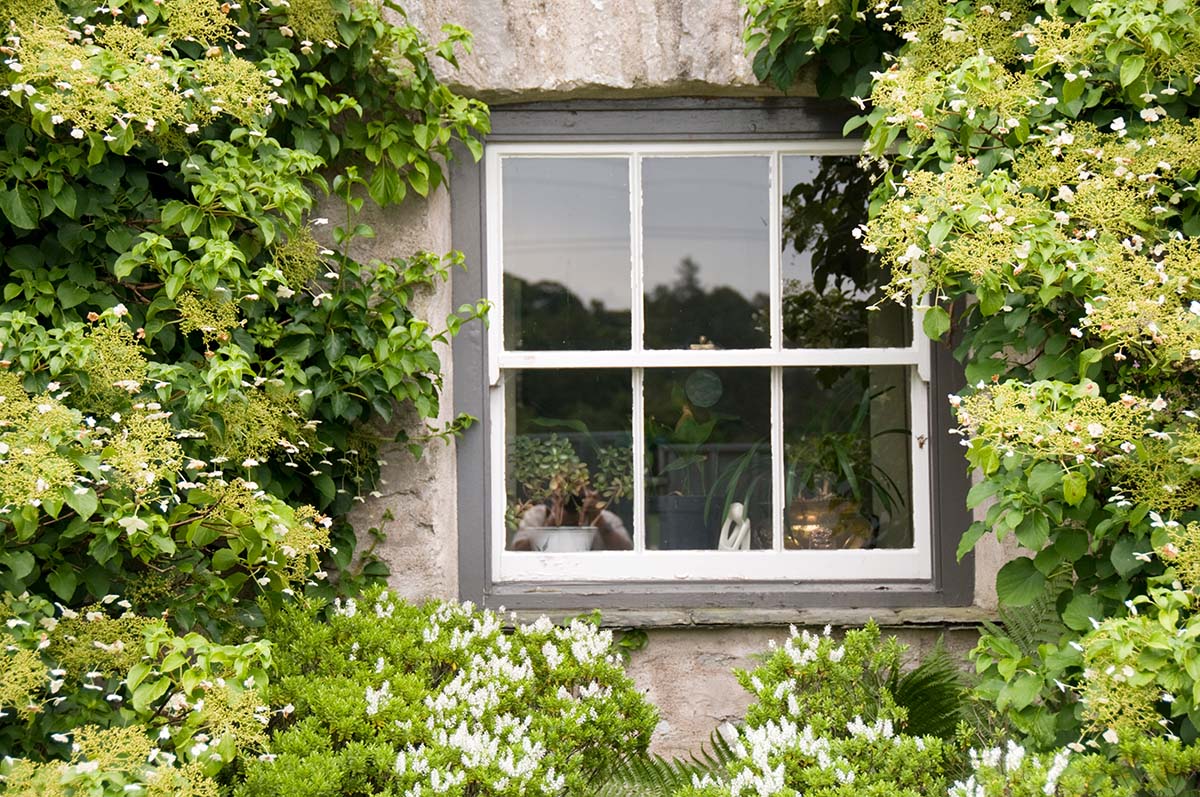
[512,605,997,629]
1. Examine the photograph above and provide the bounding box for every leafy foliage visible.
[744,0,1200,759]
[671,623,969,797]
[0,0,488,633]
[0,0,488,789]
[234,588,658,797]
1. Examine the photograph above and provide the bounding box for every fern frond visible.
[891,640,971,739]
[590,727,738,796]
[997,565,1073,658]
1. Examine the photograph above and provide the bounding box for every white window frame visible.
[485,140,933,584]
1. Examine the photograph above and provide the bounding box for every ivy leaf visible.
[995,557,1045,607]
[922,306,950,340]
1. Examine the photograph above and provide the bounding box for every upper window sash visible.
[484,141,930,387]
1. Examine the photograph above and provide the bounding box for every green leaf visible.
[1015,513,1050,550]
[1028,462,1063,496]
[966,478,1000,509]
[978,289,1005,316]
[928,218,953,247]
[132,677,171,713]
[126,662,151,692]
[324,334,347,363]
[1119,56,1145,88]
[1111,535,1144,578]
[312,472,336,506]
[999,672,1042,710]
[1062,76,1084,104]
[52,184,77,217]
[1077,348,1102,380]
[48,565,77,601]
[995,557,1046,607]
[1062,471,1087,506]
[211,548,239,572]
[923,306,950,340]
[64,488,98,520]
[0,187,38,229]
[56,282,91,309]
[1062,593,1104,632]
[2,550,36,581]
[958,521,988,561]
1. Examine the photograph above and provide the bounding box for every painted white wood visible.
[497,546,932,582]
[485,140,936,585]
[632,367,646,553]
[907,366,933,577]
[489,379,508,581]
[497,347,922,369]
[769,151,782,351]
[770,365,784,553]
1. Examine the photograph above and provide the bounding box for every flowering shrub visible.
[0,0,487,789]
[0,0,489,642]
[233,588,658,797]
[950,737,1200,796]
[0,590,277,787]
[673,624,964,797]
[744,0,1200,752]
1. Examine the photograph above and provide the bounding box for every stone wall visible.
[344,187,461,603]
[625,624,981,756]
[406,0,772,102]
[353,0,1008,758]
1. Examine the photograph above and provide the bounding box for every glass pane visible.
[505,369,633,552]
[502,158,631,350]
[783,366,913,550]
[643,157,770,350]
[645,368,771,550]
[781,155,910,348]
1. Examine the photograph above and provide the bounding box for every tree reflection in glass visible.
[643,157,770,350]
[781,156,910,349]
[502,157,632,350]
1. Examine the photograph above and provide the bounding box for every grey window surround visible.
[450,98,974,616]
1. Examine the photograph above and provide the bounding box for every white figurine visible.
[718,502,751,551]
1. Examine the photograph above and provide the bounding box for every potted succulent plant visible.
[507,433,633,552]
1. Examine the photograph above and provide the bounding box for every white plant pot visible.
[527,526,596,552]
